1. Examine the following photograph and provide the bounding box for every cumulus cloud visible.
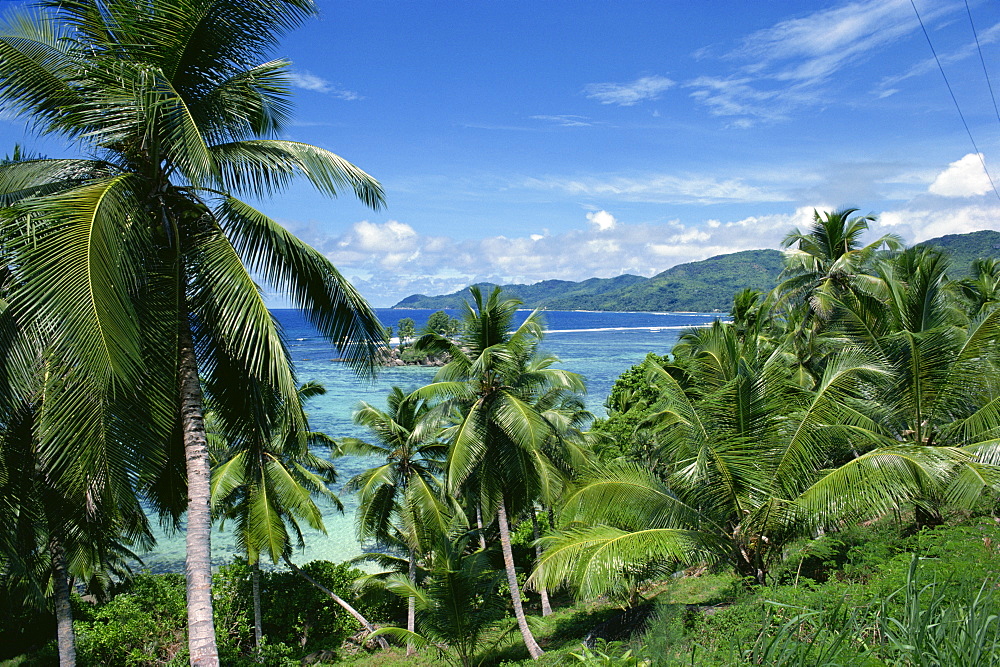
[928,153,993,198]
[583,75,675,106]
[874,203,1000,242]
[586,210,617,231]
[285,193,1000,307]
[351,220,418,251]
[288,71,362,100]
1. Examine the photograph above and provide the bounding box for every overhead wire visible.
[910,0,1000,202]
[964,0,1000,128]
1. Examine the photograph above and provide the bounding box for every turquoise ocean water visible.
[137,308,720,572]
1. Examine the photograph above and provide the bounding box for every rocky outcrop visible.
[379,346,450,367]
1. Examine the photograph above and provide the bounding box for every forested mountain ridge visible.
[393,229,1000,312]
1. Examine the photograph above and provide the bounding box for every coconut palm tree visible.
[533,322,998,596]
[339,386,447,654]
[0,2,385,663]
[415,286,585,659]
[957,257,1000,318]
[778,208,900,322]
[833,246,1000,522]
[366,503,508,667]
[209,380,343,654]
[0,397,151,667]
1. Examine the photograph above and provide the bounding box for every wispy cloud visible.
[522,172,790,205]
[686,0,961,124]
[288,71,363,100]
[530,114,592,127]
[583,75,675,106]
[874,20,1000,97]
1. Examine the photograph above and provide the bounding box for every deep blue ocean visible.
[138,308,721,572]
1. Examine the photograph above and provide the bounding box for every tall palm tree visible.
[0,2,385,663]
[339,386,447,655]
[415,286,585,659]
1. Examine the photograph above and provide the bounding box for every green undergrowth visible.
[7,517,1000,666]
[342,517,1000,666]
[625,517,1000,666]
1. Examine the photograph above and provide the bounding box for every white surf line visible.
[543,323,721,334]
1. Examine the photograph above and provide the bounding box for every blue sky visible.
[6,0,1000,306]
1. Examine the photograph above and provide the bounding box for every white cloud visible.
[586,239,621,254]
[875,203,1000,242]
[309,210,820,305]
[526,172,789,204]
[669,228,711,244]
[586,210,617,231]
[583,75,675,106]
[531,114,592,127]
[290,196,1000,307]
[874,21,1000,97]
[288,71,362,100]
[350,220,418,257]
[928,153,993,198]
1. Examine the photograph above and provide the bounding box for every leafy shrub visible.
[261,560,376,658]
[75,573,188,666]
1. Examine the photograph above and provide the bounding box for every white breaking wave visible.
[544,324,714,334]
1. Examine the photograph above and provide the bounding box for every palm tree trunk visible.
[283,557,389,650]
[530,507,552,617]
[497,498,544,659]
[178,310,220,667]
[476,503,487,551]
[406,549,416,656]
[252,559,263,654]
[50,537,76,667]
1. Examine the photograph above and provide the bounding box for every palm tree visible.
[778,208,900,322]
[209,380,342,654]
[833,246,1000,522]
[366,503,508,667]
[533,322,997,595]
[0,398,150,667]
[415,286,585,659]
[957,257,1000,318]
[339,386,447,655]
[0,2,385,663]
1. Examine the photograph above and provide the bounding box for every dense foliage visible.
[2,6,1000,659]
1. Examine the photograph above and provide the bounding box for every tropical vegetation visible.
[2,1,1000,666]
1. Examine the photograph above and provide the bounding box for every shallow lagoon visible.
[136,308,721,572]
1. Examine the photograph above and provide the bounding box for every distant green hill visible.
[916,229,1000,273]
[392,229,1000,312]
[394,273,646,309]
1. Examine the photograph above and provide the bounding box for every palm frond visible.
[211,140,383,206]
[214,196,386,375]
